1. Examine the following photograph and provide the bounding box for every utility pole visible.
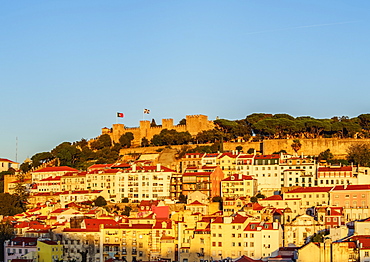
[15,137,18,162]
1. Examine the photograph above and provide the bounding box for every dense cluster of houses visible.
[2,152,370,262]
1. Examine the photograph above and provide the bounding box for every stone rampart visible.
[104,114,214,146]
[262,138,370,157]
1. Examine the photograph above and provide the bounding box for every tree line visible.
[19,113,370,172]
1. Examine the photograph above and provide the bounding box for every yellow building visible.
[218,153,238,176]
[284,186,333,211]
[221,174,257,199]
[37,240,63,262]
[61,171,87,191]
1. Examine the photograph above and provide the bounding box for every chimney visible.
[156,164,161,172]
[132,164,136,172]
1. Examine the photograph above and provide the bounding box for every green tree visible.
[291,139,302,153]
[178,194,187,203]
[141,137,149,147]
[0,220,15,261]
[255,193,266,199]
[31,152,54,168]
[245,113,273,125]
[309,230,329,243]
[358,114,370,130]
[151,129,192,146]
[347,144,370,167]
[250,196,258,203]
[51,142,81,167]
[94,196,107,207]
[196,129,224,144]
[119,132,134,148]
[318,149,334,162]
[151,119,157,127]
[19,162,32,174]
[122,206,132,216]
[0,193,26,216]
[273,113,295,120]
[214,119,252,141]
[247,148,256,154]
[90,134,112,150]
[122,198,129,203]
[236,146,243,152]
[178,118,186,125]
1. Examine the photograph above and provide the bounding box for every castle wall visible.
[262,138,370,156]
[105,115,214,146]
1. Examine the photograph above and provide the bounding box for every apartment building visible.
[182,166,225,198]
[31,166,78,183]
[284,187,332,211]
[330,184,370,221]
[221,174,257,199]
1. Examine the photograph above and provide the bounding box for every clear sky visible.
[1,1,369,163]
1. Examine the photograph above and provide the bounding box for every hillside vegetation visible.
[19,113,370,171]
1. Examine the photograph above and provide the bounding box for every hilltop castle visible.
[102,114,214,146]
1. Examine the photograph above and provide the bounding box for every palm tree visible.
[291,139,302,154]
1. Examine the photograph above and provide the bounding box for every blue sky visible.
[1,1,369,163]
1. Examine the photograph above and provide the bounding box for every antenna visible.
[15,137,18,162]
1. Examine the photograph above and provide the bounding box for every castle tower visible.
[162,118,174,129]
[186,115,214,136]
[112,124,125,143]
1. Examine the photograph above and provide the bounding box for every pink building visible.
[317,166,354,186]
[330,184,370,221]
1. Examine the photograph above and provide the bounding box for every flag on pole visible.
[144,109,150,114]
[117,112,124,118]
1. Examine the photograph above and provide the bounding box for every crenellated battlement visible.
[101,114,214,146]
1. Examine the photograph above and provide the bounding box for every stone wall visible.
[262,138,370,157]
[119,138,370,159]
[104,114,214,146]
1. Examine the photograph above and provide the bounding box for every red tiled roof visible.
[232,214,249,223]
[84,219,119,229]
[219,153,237,158]
[39,176,61,182]
[0,158,17,163]
[332,185,370,191]
[140,200,159,207]
[234,255,263,262]
[124,165,175,173]
[237,155,255,159]
[286,187,333,194]
[254,154,280,159]
[318,166,353,172]
[62,171,87,177]
[60,190,102,195]
[204,153,219,158]
[262,195,283,201]
[33,166,78,173]
[39,240,59,245]
[50,208,69,214]
[88,164,113,169]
